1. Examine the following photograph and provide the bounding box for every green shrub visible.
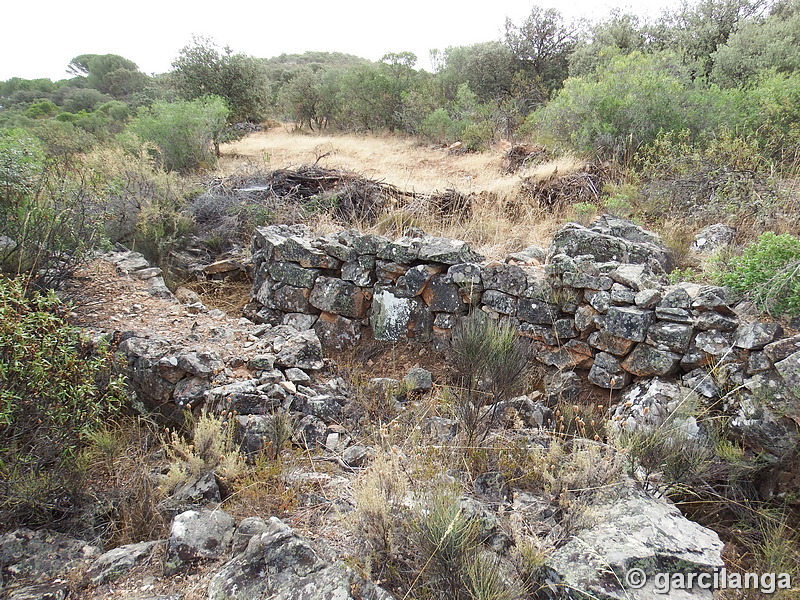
[531,51,728,160]
[420,108,455,144]
[450,313,529,445]
[125,96,229,172]
[716,232,800,317]
[0,277,127,526]
[414,490,479,600]
[83,144,193,263]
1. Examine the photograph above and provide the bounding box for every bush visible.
[0,277,127,526]
[716,232,800,317]
[413,490,479,600]
[350,451,410,582]
[531,51,725,160]
[634,129,782,228]
[161,410,245,495]
[449,313,529,445]
[125,96,229,172]
[0,129,107,290]
[83,144,193,262]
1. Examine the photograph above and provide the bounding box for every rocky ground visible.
[2,217,799,600]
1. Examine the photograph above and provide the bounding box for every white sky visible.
[2,0,679,82]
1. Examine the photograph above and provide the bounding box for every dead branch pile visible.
[502,144,547,174]
[209,165,473,227]
[505,163,614,221]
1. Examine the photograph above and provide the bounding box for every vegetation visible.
[715,232,800,316]
[450,313,529,445]
[125,96,229,171]
[0,277,126,527]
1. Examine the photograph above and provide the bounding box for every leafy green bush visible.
[531,51,726,160]
[125,96,229,172]
[0,277,127,526]
[716,232,800,317]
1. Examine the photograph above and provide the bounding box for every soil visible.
[67,259,256,364]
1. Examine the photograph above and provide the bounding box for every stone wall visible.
[248,218,800,458]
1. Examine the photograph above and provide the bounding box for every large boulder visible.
[416,236,483,264]
[0,529,99,584]
[545,480,724,599]
[609,378,701,436]
[207,517,394,600]
[548,216,674,272]
[260,325,325,371]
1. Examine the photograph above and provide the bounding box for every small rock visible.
[285,367,311,383]
[402,367,432,395]
[734,322,782,350]
[342,445,373,468]
[88,541,161,585]
[164,509,235,573]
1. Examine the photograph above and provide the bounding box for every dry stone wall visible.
[248,218,800,459]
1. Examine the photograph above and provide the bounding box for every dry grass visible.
[219,127,582,258]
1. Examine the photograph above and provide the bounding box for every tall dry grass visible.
[220,127,587,258]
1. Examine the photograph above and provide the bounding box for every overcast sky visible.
[3,0,680,82]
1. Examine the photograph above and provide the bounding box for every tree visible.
[126,97,229,172]
[61,87,112,113]
[171,37,270,124]
[504,6,585,102]
[67,54,148,99]
[710,10,800,86]
[439,42,518,103]
[379,52,420,130]
[276,67,327,130]
[654,0,769,78]
[569,10,649,77]
[336,64,396,131]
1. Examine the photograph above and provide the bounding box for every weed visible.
[161,410,245,495]
[570,201,598,225]
[413,488,479,600]
[668,266,700,284]
[224,450,298,519]
[350,450,410,583]
[85,416,169,547]
[264,409,297,461]
[465,552,514,600]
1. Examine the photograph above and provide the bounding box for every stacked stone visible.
[249,224,484,349]
[246,222,790,395]
[246,219,800,458]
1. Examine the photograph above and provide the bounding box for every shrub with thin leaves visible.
[450,312,529,444]
[162,410,245,494]
[0,129,106,290]
[414,490,479,600]
[716,232,800,317]
[125,96,229,172]
[0,277,127,526]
